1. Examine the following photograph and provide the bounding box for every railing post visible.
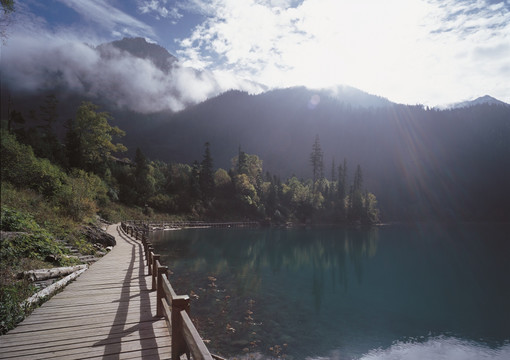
[143,240,149,259]
[147,247,154,275]
[172,295,191,360]
[157,266,168,317]
[152,254,160,290]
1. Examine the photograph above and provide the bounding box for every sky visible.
[2,0,509,110]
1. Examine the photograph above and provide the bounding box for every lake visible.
[150,224,510,360]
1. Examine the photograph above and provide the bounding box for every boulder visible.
[81,224,116,247]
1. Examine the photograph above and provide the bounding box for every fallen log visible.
[22,266,88,307]
[20,264,88,282]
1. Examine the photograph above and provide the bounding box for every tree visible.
[236,145,248,175]
[310,134,324,192]
[38,94,58,134]
[337,158,348,221]
[189,161,201,201]
[199,142,215,201]
[331,158,336,183]
[68,102,127,174]
[349,164,364,222]
[37,94,63,163]
[134,147,155,205]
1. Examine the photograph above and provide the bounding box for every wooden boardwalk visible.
[0,225,172,359]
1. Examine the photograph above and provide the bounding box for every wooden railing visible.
[120,222,218,360]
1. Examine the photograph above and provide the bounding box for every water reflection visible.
[150,224,510,359]
[151,227,379,358]
[151,227,378,295]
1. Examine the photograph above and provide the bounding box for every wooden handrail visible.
[181,309,213,360]
[120,222,214,360]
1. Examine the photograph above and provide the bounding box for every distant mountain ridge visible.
[448,95,509,109]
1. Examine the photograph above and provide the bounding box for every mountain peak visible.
[98,37,177,72]
[450,95,509,109]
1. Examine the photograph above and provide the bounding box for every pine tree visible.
[337,158,348,221]
[199,142,215,201]
[349,164,364,222]
[310,134,324,192]
[331,158,336,183]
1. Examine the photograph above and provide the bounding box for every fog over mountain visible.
[1,37,264,113]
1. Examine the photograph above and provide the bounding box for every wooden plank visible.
[1,329,171,358]
[1,335,172,359]
[0,322,169,348]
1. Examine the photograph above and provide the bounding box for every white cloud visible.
[177,0,510,105]
[57,0,156,38]
[138,0,183,21]
[2,25,265,113]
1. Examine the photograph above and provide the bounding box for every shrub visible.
[0,207,64,265]
[0,281,36,335]
[1,130,66,197]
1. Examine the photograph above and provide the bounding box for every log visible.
[22,266,88,307]
[21,265,88,282]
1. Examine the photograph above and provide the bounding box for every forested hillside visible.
[2,99,379,225]
[135,88,510,221]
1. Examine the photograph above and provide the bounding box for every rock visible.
[81,224,116,247]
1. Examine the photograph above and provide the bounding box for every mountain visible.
[125,87,510,222]
[97,37,178,73]
[449,95,509,109]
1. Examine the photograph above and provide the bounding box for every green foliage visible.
[199,142,215,201]
[2,98,380,225]
[1,130,66,197]
[57,170,108,221]
[0,207,65,265]
[68,102,127,173]
[0,281,36,335]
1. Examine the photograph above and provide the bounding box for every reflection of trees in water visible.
[152,227,379,304]
[150,227,379,357]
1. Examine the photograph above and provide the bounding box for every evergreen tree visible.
[337,158,348,221]
[310,134,324,192]
[331,158,336,183]
[190,161,201,201]
[349,164,364,222]
[199,142,215,201]
[237,145,248,175]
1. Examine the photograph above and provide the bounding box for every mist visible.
[1,32,264,114]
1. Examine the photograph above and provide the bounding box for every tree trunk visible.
[23,266,88,307]
[21,265,87,282]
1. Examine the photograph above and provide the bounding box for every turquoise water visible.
[150,224,510,359]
